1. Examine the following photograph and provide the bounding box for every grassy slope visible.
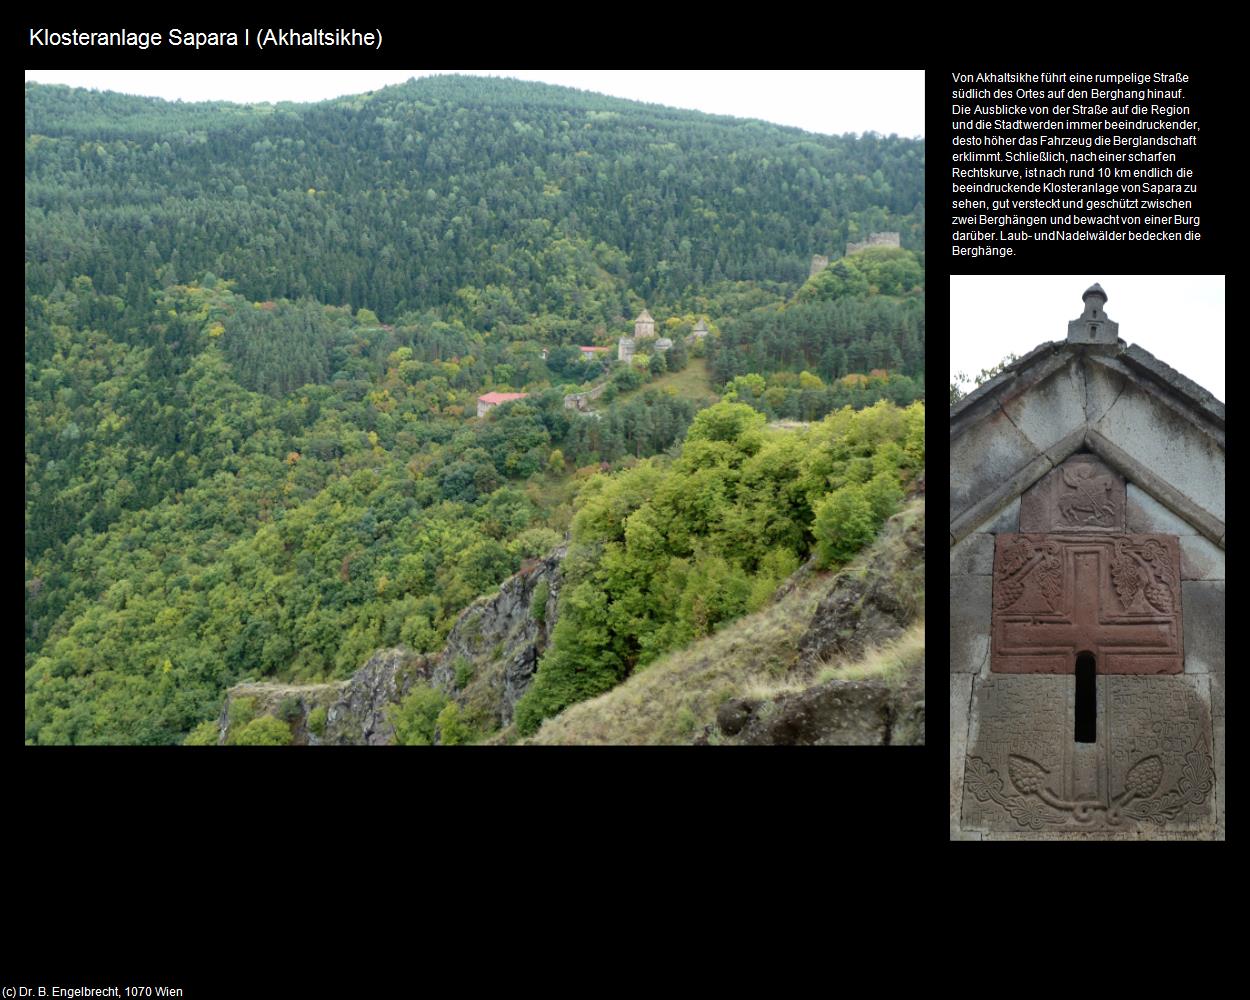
[520,498,924,745]
[608,357,719,410]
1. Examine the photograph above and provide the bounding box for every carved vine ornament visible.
[1109,537,1175,614]
[994,538,1062,611]
[965,741,1213,831]
[993,536,1176,615]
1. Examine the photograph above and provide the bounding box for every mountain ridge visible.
[28,74,916,139]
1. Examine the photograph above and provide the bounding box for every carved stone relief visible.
[1020,455,1125,533]
[962,675,1214,833]
[991,534,1182,674]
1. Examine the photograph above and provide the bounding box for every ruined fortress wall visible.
[847,232,901,255]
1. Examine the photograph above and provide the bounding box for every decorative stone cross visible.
[992,454,1182,674]
[992,533,1183,673]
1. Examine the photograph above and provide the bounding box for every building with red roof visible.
[476,391,529,418]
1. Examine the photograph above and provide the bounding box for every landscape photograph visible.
[24,70,926,746]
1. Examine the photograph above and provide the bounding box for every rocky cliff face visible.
[431,543,566,728]
[321,647,433,745]
[215,544,566,744]
[797,501,924,668]
[214,680,344,746]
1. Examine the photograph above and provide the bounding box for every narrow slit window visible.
[1075,651,1096,743]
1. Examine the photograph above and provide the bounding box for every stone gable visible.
[950,286,1224,840]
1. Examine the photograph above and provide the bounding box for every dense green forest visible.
[25,76,924,744]
[26,76,923,319]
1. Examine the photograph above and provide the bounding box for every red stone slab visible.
[991,534,1182,674]
[1020,455,1125,533]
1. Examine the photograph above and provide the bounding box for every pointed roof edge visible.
[1119,342,1224,424]
[949,426,1225,551]
[950,339,1224,439]
[949,339,1061,424]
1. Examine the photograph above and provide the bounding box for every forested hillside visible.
[26,76,923,320]
[513,399,924,736]
[25,76,924,744]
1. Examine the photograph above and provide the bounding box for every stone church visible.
[950,284,1224,840]
[619,308,669,363]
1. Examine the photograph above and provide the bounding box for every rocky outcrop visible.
[734,680,893,745]
[432,543,566,728]
[724,654,925,746]
[888,660,926,746]
[797,502,924,668]
[215,648,431,746]
[321,647,432,745]
[215,544,567,744]
[215,681,344,746]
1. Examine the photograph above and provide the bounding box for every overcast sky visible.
[950,275,1225,403]
[23,69,925,138]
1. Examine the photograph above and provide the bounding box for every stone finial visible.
[1067,282,1119,345]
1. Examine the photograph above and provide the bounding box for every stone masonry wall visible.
[951,486,1224,840]
[847,232,901,255]
[952,298,1224,840]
